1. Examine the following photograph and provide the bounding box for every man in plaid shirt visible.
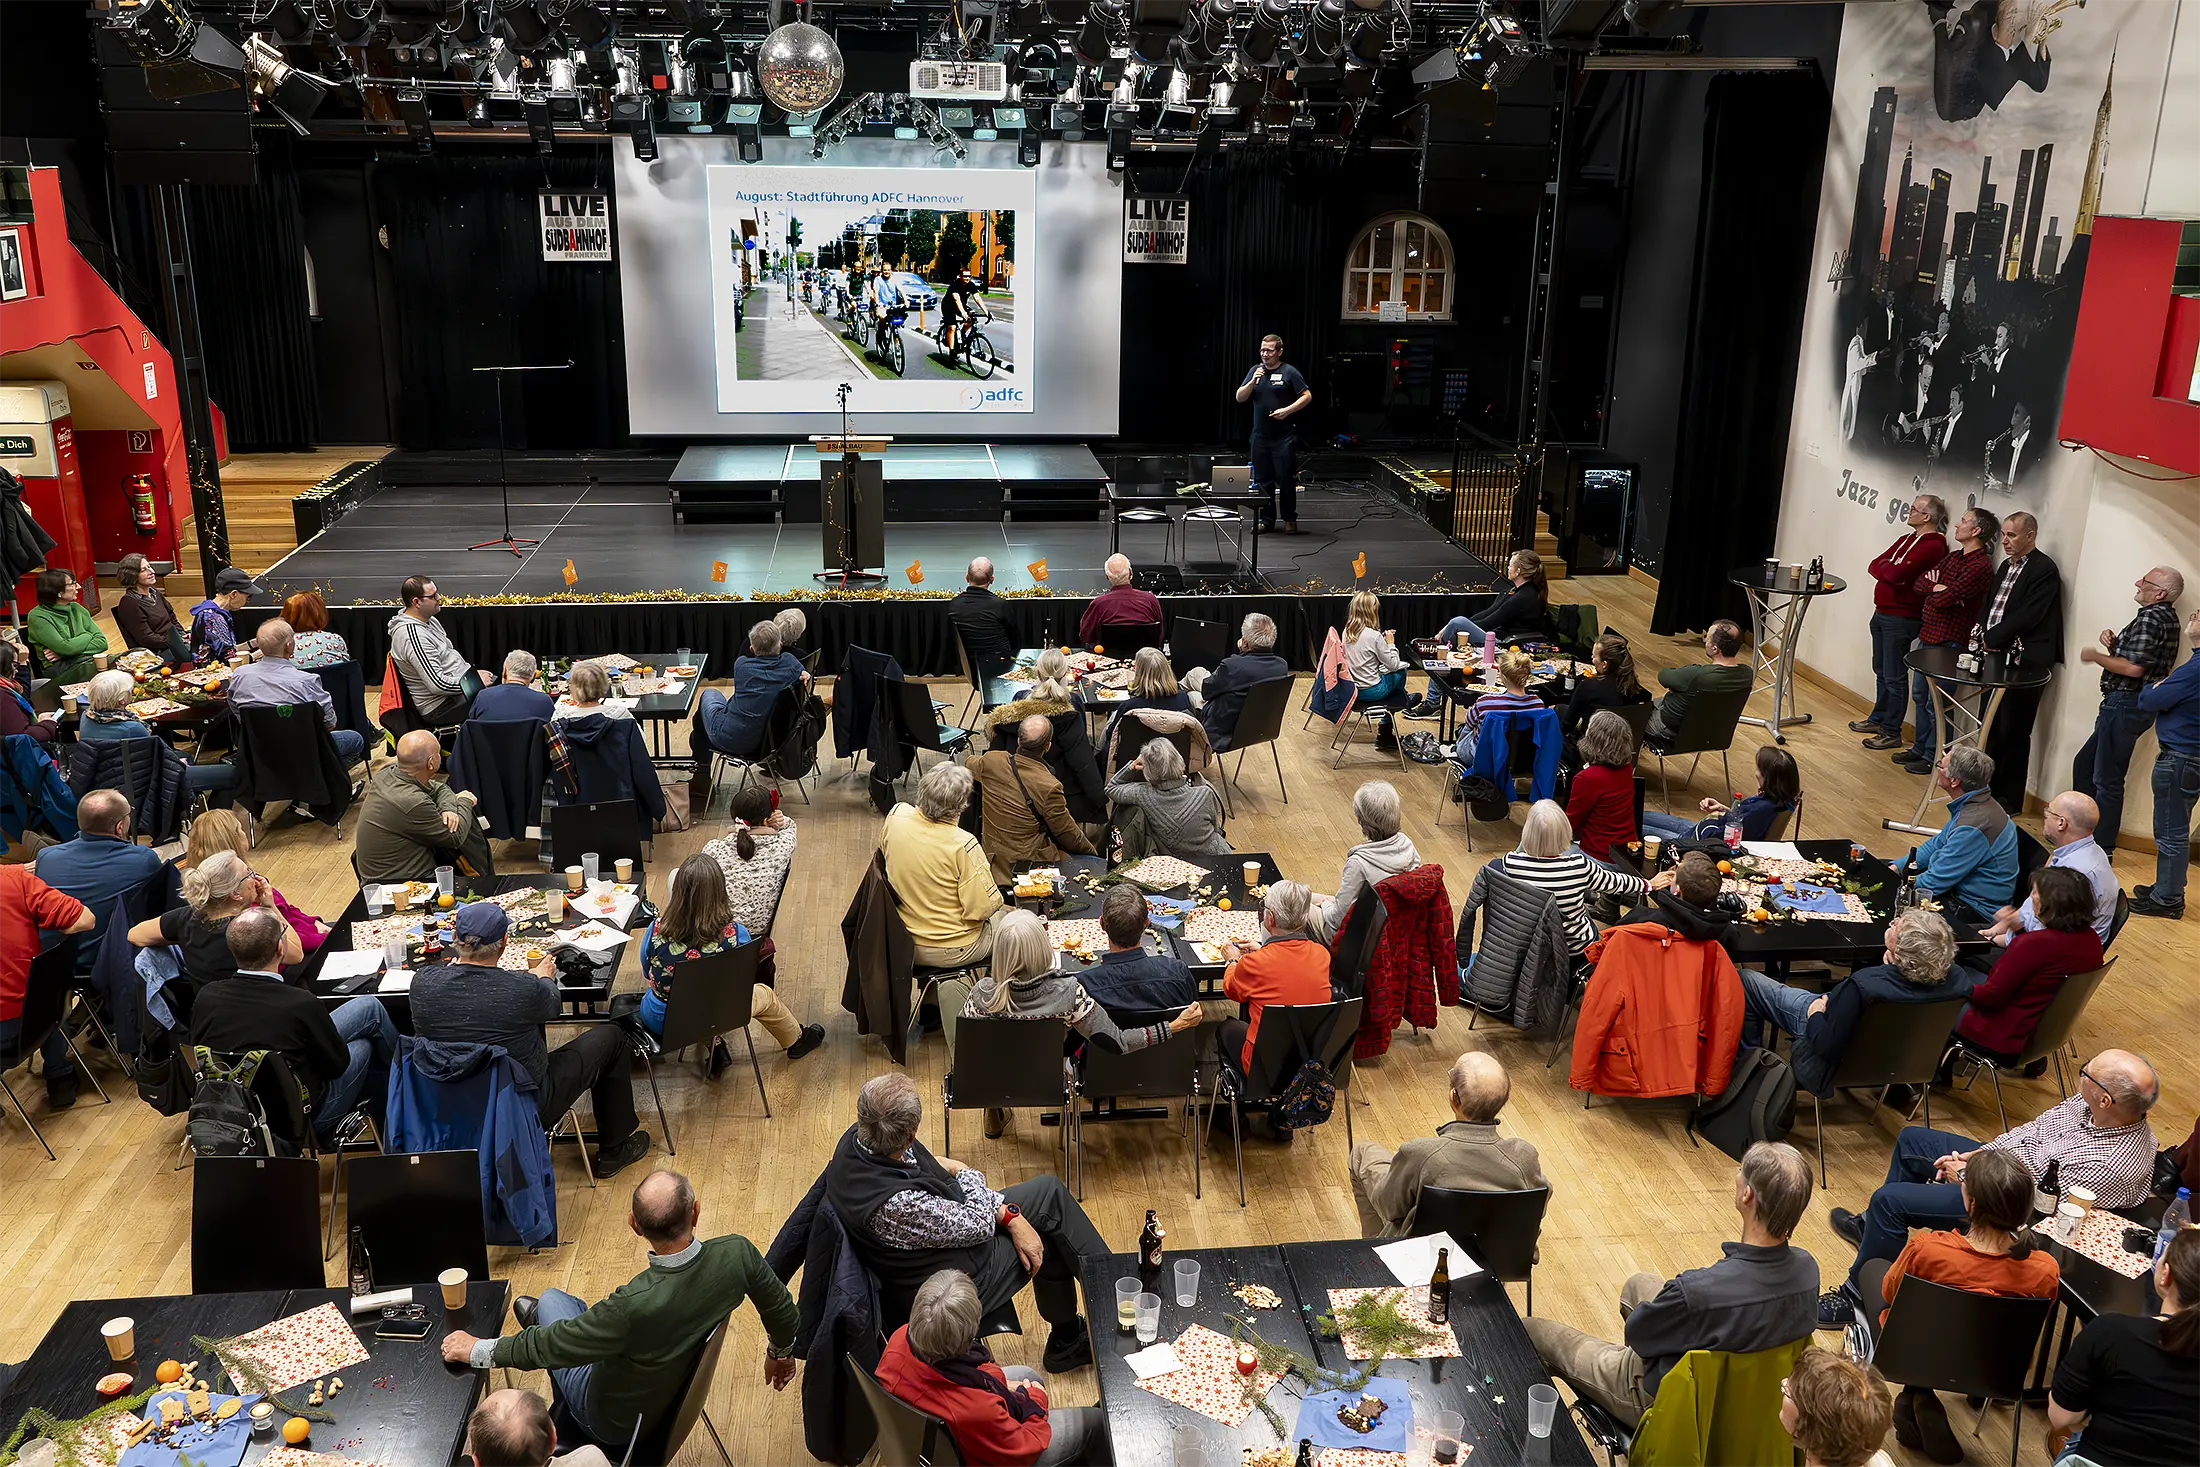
[2073,566,2186,854]
[1817,1048,2159,1326]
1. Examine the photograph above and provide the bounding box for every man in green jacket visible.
[355,729,493,881]
[1647,619,1754,740]
[442,1170,800,1450]
[25,568,110,684]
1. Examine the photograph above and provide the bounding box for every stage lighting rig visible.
[729,100,763,158]
[495,0,556,51]
[523,93,556,150]
[1240,0,1291,70]
[1074,0,1126,69]
[1174,0,1233,72]
[244,34,343,131]
[396,84,435,149]
[104,0,250,99]
[1454,5,1533,90]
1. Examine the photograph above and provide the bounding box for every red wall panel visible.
[2058,216,2200,474]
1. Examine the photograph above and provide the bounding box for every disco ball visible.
[757,22,844,114]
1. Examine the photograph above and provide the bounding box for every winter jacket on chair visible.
[383,1037,557,1249]
[1,733,79,852]
[448,717,549,841]
[1354,864,1455,1059]
[66,735,193,847]
[1570,922,1745,1100]
[840,850,918,1065]
[1455,861,1574,1033]
[1306,626,1358,725]
[1462,705,1562,806]
[832,646,914,813]
[233,704,355,827]
[559,712,665,841]
[766,1170,886,1466]
[1626,1339,1811,1467]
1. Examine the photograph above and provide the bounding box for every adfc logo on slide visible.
[960,385,1026,411]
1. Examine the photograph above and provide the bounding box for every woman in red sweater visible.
[1953,866,2103,1061]
[1565,710,1639,865]
[874,1269,1100,1466]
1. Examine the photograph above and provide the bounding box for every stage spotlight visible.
[495,0,554,51]
[1344,9,1389,70]
[106,0,250,100]
[1106,99,1135,171]
[1305,0,1348,59]
[1455,7,1532,90]
[396,85,435,150]
[1076,0,1125,68]
[1156,66,1194,138]
[1176,0,1234,70]
[523,95,556,152]
[244,34,340,132]
[327,0,377,46]
[546,52,583,119]
[1050,100,1083,138]
[1019,121,1042,164]
[1241,0,1290,68]
[729,101,763,160]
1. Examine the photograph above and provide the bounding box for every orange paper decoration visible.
[710,560,729,583]
[906,559,925,584]
[1352,552,1367,580]
[562,559,579,586]
[1027,558,1049,582]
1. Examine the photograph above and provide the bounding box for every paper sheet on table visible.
[377,969,414,994]
[1742,841,1804,862]
[1372,1231,1480,1288]
[320,949,388,982]
[573,882,640,928]
[1125,1341,1185,1379]
[557,922,632,954]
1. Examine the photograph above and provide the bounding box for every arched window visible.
[1341,213,1454,322]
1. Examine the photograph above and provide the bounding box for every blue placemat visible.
[1143,895,1196,930]
[1771,883,1848,916]
[119,1391,261,1467]
[1291,1375,1414,1454]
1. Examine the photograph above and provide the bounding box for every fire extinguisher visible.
[127,473,157,536]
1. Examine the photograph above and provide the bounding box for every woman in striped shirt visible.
[1456,646,1546,763]
[1499,799,1664,952]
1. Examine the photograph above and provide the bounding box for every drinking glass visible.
[1527,1384,1559,1438]
[435,865,455,899]
[582,852,601,885]
[364,884,387,916]
[677,648,693,667]
[1115,1277,1142,1333]
[1135,1293,1162,1346]
[1173,1259,1200,1307]
[1171,1441,1209,1467]
[1432,1409,1465,1465]
[383,934,408,971]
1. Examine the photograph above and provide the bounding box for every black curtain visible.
[1651,71,1830,636]
[370,151,629,451]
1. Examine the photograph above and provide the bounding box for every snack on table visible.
[1185,908,1264,947]
[1230,1282,1282,1309]
[1117,856,1212,890]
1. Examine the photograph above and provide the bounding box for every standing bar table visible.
[1885,646,2053,835]
[1729,564,1846,743]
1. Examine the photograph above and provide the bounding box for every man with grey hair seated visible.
[825,1074,1108,1371]
[471,649,556,723]
[1188,612,1289,751]
[1906,745,2019,919]
[1311,779,1419,941]
[1077,552,1162,648]
[1351,1045,1548,1237]
[227,618,368,766]
[1527,1141,1820,1428]
[968,713,1095,882]
[695,617,809,763]
[876,1268,1105,1465]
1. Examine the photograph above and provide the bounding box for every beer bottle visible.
[2034,1158,2062,1222]
[1428,1246,1452,1325]
[348,1225,374,1297]
[1138,1209,1165,1288]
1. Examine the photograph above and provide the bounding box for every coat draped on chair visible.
[1353,863,1454,1059]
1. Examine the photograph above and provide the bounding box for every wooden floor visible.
[6,574,2193,1466]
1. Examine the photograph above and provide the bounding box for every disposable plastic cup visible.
[1174,1259,1200,1307]
[1528,1384,1559,1438]
[1432,1408,1465,1464]
[1115,1277,1142,1333]
[1135,1293,1162,1346]
[383,935,408,971]
[583,852,601,885]
[436,865,455,898]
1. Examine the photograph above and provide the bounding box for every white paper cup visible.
[2056,1201,2086,1242]
[439,1267,468,1309]
[1643,835,1664,866]
[1242,861,1261,889]
[565,865,584,892]
[614,857,634,884]
[102,1317,135,1361]
[2067,1186,2096,1216]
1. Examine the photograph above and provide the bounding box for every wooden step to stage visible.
[175,448,393,585]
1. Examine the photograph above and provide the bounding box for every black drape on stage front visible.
[369,152,630,452]
[1650,71,1830,637]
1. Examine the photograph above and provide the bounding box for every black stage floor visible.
[670,441,1108,522]
[260,478,1496,605]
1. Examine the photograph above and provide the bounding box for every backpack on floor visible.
[187,1047,276,1158]
[1688,1045,1797,1161]
[1269,1059,1339,1131]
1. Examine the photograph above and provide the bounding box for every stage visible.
[669,441,1110,523]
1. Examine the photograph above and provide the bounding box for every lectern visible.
[810,433,889,584]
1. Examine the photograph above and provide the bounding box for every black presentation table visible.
[1886,646,2054,835]
[1016,851,1284,993]
[0,1282,508,1464]
[1728,564,1848,744]
[1106,483,1267,580]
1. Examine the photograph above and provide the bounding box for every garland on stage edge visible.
[1228,1290,1445,1438]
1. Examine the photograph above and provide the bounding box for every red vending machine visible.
[1,381,97,617]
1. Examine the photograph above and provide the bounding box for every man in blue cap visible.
[410,900,651,1177]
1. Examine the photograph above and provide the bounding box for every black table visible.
[0,1282,508,1465]
[1728,564,1848,744]
[1887,646,2053,835]
[984,647,1137,718]
[1412,645,1589,746]
[1018,851,1284,992]
[1283,1240,1596,1466]
[542,650,707,760]
[1106,483,1267,579]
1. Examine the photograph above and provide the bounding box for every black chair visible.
[310,658,376,748]
[1330,682,1415,771]
[1,939,109,1161]
[191,1155,325,1292]
[1414,1184,1552,1314]
[1870,1276,2055,1467]
[343,1149,491,1288]
[1613,699,1657,754]
[1642,687,1753,813]
[1215,998,1363,1207]
[449,716,550,840]
[231,703,358,842]
[1764,790,1806,840]
[941,1016,1074,1175]
[698,681,813,812]
[1800,994,1970,1185]
[848,1351,965,1466]
[1327,886,1388,1000]
[884,674,973,782]
[951,626,1011,725]
[1217,675,1293,818]
[1168,616,1230,682]
[1111,490,1176,563]
[621,941,775,1146]
[595,1315,734,1465]
[383,656,465,743]
[547,798,646,875]
[1951,957,2117,1133]
[1435,721,1548,848]
[1097,621,1163,655]
[2013,826,2050,891]
[1104,715,1193,776]
[2104,889,2131,949]
[1075,1019,1204,1199]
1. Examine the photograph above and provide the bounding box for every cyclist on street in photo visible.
[1236,333,1312,534]
[871,268,906,341]
[941,270,979,357]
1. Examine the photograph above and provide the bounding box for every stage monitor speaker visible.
[96,30,255,185]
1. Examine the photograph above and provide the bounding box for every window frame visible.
[1340,212,1456,324]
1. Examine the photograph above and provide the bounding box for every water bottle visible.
[2154,1188,2191,1266]
[1481,631,1497,673]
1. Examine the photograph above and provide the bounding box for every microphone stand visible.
[469,361,573,556]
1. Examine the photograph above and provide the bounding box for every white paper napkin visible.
[1124,1342,1185,1379]
[1372,1231,1481,1288]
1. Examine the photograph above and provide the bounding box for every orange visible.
[1217,898,1232,911]
[1092,645,1103,655]
[282,1417,311,1444]
[1717,860,1734,874]
[155,1360,184,1384]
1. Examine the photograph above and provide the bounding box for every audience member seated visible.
[280,590,351,670]
[553,660,634,723]
[130,851,303,995]
[1081,882,1196,1018]
[986,649,1107,824]
[1187,613,1289,751]
[388,575,493,724]
[80,670,238,800]
[357,730,491,882]
[227,619,369,767]
[824,1072,1106,1367]
[1453,647,1544,764]
[1951,867,2102,1064]
[1103,737,1229,861]
[1311,780,1418,941]
[1818,1048,2159,1326]
[34,789,164,957]
[0,862,95,1108]
[1217,882,1332,1129]
[1496,801,1655,955]
[1647,619,1752,741]
[189,909,395,1143]
[877,1268,1104,1467]
[1077,553,1162,648]
[1738,910,1972,1099]
[773,606,808,655]
[471,651,557,722]
[1350,1047,1548,1238]
[181,808,326,955]
[1555,633,1653,741]
[696,620,807,758]
[411,901,652,1176]
[1781,1347,1896,1467]
[959,909,1198,1136]
[1406,551,1556,719]
[2048,1227,2200,1467]
[188,567,257,666]
[951,556,1017,672]
[1904,747,2019,920]
[1618,852,1735,947]
[442,1171,797,1452]
[26,567,111,684]
[1525,1141,1818,1429]
[1565,711,1640,867]
[1340,592,1410,738]
[883,764,1005,1047]
[702,785,796,983]
[969,715,1097,882]
[112,553,189,667]
[1981,791,2117,949]
[1853,1148,2057,1463]
[0,642,58,746]
[1104,647,1194,722]
[1642,745,1798,844]
[463,1388,611,1467]
[639,853,823,1074]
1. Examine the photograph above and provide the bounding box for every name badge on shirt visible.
[1269,373,1284,383]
